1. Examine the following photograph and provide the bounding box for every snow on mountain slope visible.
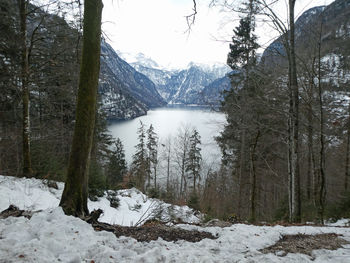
[0,176,200,226]
[117,51,231,104]
[117,51,163,70]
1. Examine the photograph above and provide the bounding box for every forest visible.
[2,0,350,262]
[1,0,350,227]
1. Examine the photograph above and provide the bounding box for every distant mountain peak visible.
[116,51,165,70]
[186,62,230,75]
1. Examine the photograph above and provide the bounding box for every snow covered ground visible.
[1,175,350,262]
[0,175,200,226]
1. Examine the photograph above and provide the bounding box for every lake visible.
[108,106,226,166]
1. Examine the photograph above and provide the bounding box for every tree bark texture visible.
[19,0,33,177]
[59,0,103,217]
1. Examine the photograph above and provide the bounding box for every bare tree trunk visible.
[193,170,196,193]
[59,0,103,217]
[19,0,33,177]
[345,109,350,190]
[345,76,350,190]
[180,159,184,197]
[181,142,187,198]
[317,25,326,224]
[153,165,157,190]
[307,102,315,201]
[287,113,294,222]
[237,128,246,218]
[289,0,301,223]
[166,144,171,193]
[147,158,151,190]
[250,130,260,223]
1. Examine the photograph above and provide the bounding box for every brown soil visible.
[86,209,217,243]
[92,220,217,243]
[0,206,216,243]
[0,205,35,219]
[260,233,349,258]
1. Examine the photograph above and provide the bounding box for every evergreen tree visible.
[186,129,202,192]
[88,103,114,198]
[146,124,158,190]
[132,121,147,192]
[217,0,260,220]
[227,0,259,72]
[107,138,127,188]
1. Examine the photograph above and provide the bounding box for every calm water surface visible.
[108,106,226,165]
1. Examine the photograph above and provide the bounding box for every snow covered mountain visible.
[100,42,166,120]
[262,0,350,81]
[123,55,231,104]
[164,63,228,104]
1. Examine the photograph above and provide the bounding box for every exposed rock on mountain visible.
[0,0,166,121]
[128,58,231,104]
[261,0,350,89]
[100,42,166,120]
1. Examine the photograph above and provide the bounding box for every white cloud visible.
[102,0,335,68]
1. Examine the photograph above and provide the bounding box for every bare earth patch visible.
[260,233,349,258]
[88,209,217,243]
[92,221,217,242]
[0,206,216,243]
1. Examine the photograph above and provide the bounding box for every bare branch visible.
[185,0,197,33]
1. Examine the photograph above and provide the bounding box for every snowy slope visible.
[1,208,350,262]
[0,176,200,226]
[1,175,350,262]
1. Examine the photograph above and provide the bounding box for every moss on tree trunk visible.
[59,0,103,217]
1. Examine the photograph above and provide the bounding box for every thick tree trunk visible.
[19,0,33,177]
[59,0,103,217]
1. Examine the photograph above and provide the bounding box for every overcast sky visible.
[102,0,335,69]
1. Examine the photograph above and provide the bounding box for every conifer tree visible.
[107,138,127,188]
[186,129,202,192]
[132,121,147,192]
[217,0,259,219]
[146,124,158,189]
[227,0,259,72]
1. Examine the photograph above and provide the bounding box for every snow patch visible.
[1,176,350,262]
[0,176,200,226]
